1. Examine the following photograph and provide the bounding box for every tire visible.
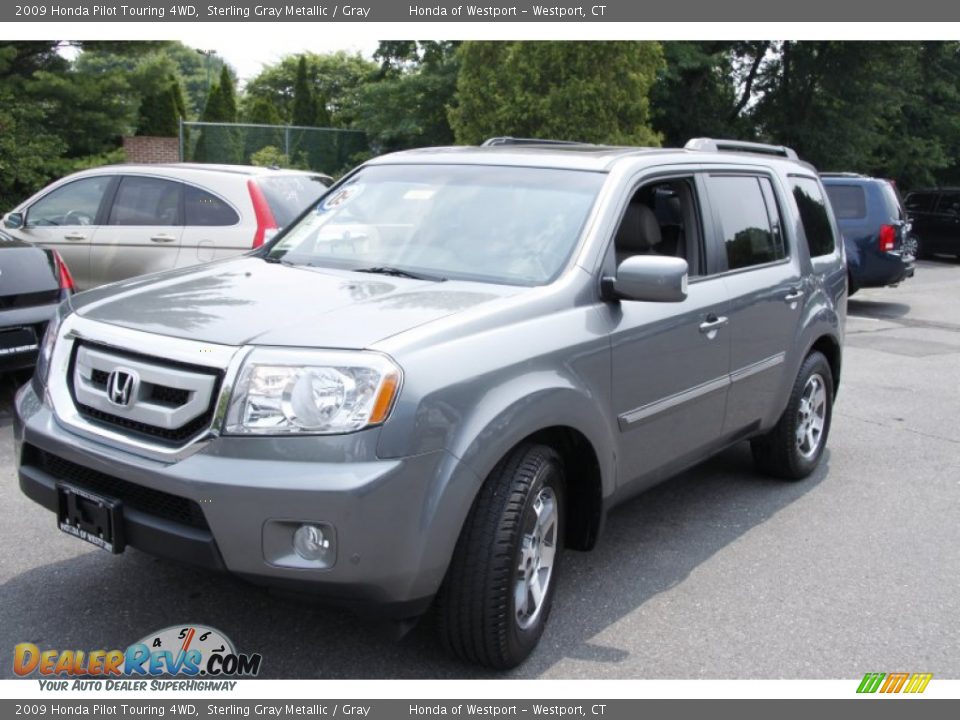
[437,443,564,669]
[915,237,931,260]
[751,351,834,480]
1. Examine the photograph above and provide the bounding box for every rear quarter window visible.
[185,186,239,226]
[790,176,836,257]
[824,184,867,220]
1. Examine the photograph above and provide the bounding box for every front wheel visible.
[437,444,564,669]
[751,351,834,480]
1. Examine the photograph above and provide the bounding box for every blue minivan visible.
[821,173,915,295]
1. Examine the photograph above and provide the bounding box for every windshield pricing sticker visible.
[319,184,364,213]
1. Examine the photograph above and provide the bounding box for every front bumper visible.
[14,382,471,618]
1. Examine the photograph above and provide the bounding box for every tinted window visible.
[108,177,181,226]
[905,192,936,213]
[184,186,239,226]
[708,175,785,270]
[824,184,867,219]
[791,176,836,257]
[255,175,332,227]
[28,176,112,227]
[936,193,960,216]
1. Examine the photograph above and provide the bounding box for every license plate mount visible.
[56,482,125,554]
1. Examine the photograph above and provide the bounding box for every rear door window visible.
[824,184,867,219]
[107,177,182,226]
[706,175,786,270]
[790,176,836,257]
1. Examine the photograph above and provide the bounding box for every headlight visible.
[34,307,65,389]
[224,349,402,435]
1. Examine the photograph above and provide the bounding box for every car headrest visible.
[616,203,662,252]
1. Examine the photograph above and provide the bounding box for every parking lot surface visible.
[1,259,958,679]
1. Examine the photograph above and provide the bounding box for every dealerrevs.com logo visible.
[14,625,262,690]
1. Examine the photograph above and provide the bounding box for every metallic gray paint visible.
[15,145,846,612]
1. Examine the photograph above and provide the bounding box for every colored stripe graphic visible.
[857,672,932,694]
[857,673,885,693]
[904,673,933,694]
[880,672,909,693]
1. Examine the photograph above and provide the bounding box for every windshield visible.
[267,164,604,285]
[256,175,332,227]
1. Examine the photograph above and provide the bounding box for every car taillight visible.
[878,224,896,253]
[247,179,278,248]
[53,251,74,292]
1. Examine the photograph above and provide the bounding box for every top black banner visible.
[4,0,957,22]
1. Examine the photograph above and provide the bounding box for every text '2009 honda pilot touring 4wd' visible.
[15,138,846,669]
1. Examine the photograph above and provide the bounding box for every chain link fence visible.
[179,121,369,176]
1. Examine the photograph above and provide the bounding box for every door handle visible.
[63,233,86,241]
[699,315,729,334]
[784,288,805,303]
[150,234,177,243]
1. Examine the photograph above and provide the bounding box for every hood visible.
[0,238,58,298]
[72,258,521,348]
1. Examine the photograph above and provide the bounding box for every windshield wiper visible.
[353,266,446,282]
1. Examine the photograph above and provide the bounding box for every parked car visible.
[2,164,333,290]
[820,172,914,295]
[904,188,960,259]
[15,137,846,669]
[0,230,73,372]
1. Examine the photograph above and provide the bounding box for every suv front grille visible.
[70,342,222,447]
[24,445,209,530]
[73,403,215,443]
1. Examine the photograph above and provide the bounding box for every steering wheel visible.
[63,210,93,226]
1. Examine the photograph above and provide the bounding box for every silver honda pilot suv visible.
[15,137,846,669]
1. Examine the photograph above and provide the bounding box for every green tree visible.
[244,51,376,127]
[872,42,960,190]
[652,42,762,147]
[291,55,317,127]
[242,97,284,163]
[137,76,186,137]
[75,42,228,119]
[193,65,240,163]
[450,41,664,146]
[749,42,912,172]
[351,41,459,154]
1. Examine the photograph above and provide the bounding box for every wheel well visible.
[525,426,603,552]
[810,335,842,394]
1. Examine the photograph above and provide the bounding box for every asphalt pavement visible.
[1,259,958,679]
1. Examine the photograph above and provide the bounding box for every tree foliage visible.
[244,51,376,127]
[450,41,664,146]
[351,41,459,154]
[192,65,240,163]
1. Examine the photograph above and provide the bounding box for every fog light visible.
[293,524,332,562]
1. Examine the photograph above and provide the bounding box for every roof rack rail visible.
[481,137,590,147]
[685,137,799,161]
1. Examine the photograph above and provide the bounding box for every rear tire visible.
[437,444,564,669]
[751,351,834,480]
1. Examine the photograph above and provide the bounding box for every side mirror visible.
[3,212,24,230]
[604,255,688,303]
